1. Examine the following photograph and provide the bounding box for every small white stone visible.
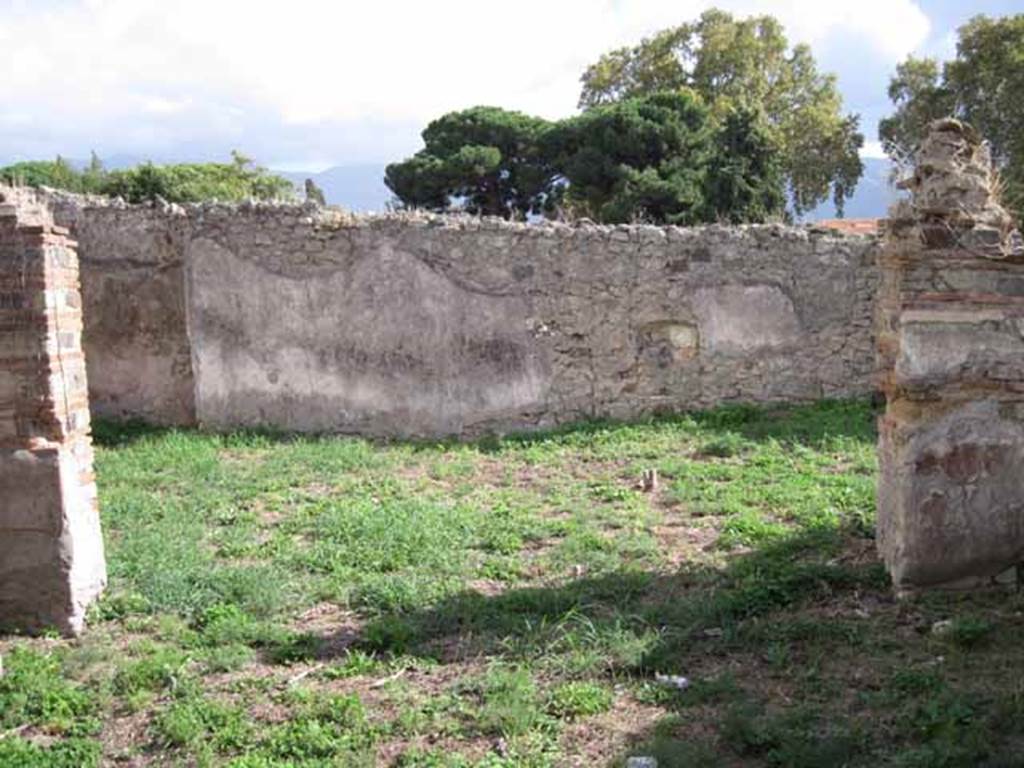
[931,619,954,636]
[655,673,690,690]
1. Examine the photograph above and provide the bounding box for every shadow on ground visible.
[297,520,901,765]
[301,518,1024,767]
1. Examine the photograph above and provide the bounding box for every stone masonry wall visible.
[877,119,1024,594]
[49,198,195,425]
[41,193,880,438]
[0,188,106,635]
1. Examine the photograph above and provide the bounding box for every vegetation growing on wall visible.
[879,14,1024,221]
[0,151,295,204]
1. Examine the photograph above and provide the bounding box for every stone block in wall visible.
[0,187,106,635]
[877,120,1024,594]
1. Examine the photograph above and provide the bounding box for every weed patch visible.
[4,400,1023,765]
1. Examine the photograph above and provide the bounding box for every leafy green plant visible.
[478,666,546,738]
[0,736,102,768]
[945,616,995,650]
[154,693,254,752]
[546,681,613,718]
[0,648,99,735]
[113,646,191,696]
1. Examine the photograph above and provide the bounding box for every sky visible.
[0,0,1020,171]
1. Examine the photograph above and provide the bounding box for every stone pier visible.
[0,189,106,635]
[877,120,1024,594]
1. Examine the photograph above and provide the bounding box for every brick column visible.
[0,189,106,635]
[877,120,1024,595]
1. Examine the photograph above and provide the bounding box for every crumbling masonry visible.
[0,189,106,635]
[877,119,1024,594]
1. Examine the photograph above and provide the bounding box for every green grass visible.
[3,399,1024,766]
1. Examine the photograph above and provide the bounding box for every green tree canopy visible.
[545,90,711,224]
[384,107,557,219]
[879,14,1024,218]
[387,92,786,226]
[703,106,786,224]
[577,8,864,217]
[0,156,101,193]
[1,151,294,204]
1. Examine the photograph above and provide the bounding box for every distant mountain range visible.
[287,157,902,220]
[277,164,394,213]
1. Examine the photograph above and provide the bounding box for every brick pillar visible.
[0,188,106,635]
[877,120,1024,595]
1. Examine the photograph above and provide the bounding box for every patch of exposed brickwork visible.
[815,218,883,236]
[0,188,106,635]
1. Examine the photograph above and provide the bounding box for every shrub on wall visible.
[100,152,294,204]
[0,151,295,204]
[0,155,104,194]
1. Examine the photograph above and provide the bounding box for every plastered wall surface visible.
[44,194,880,438]
[50,199,195,425]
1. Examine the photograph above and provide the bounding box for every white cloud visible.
[0,0,931,163]
[140,97,193,115]
[924,29,959,61]
[860,140,889,160]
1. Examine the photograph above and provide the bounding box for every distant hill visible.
[276,164,392,212]
[287,157,901,220]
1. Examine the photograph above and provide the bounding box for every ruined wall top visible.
[25,185,877,244]
[892,118,1022,257]
[0,185,55,228]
